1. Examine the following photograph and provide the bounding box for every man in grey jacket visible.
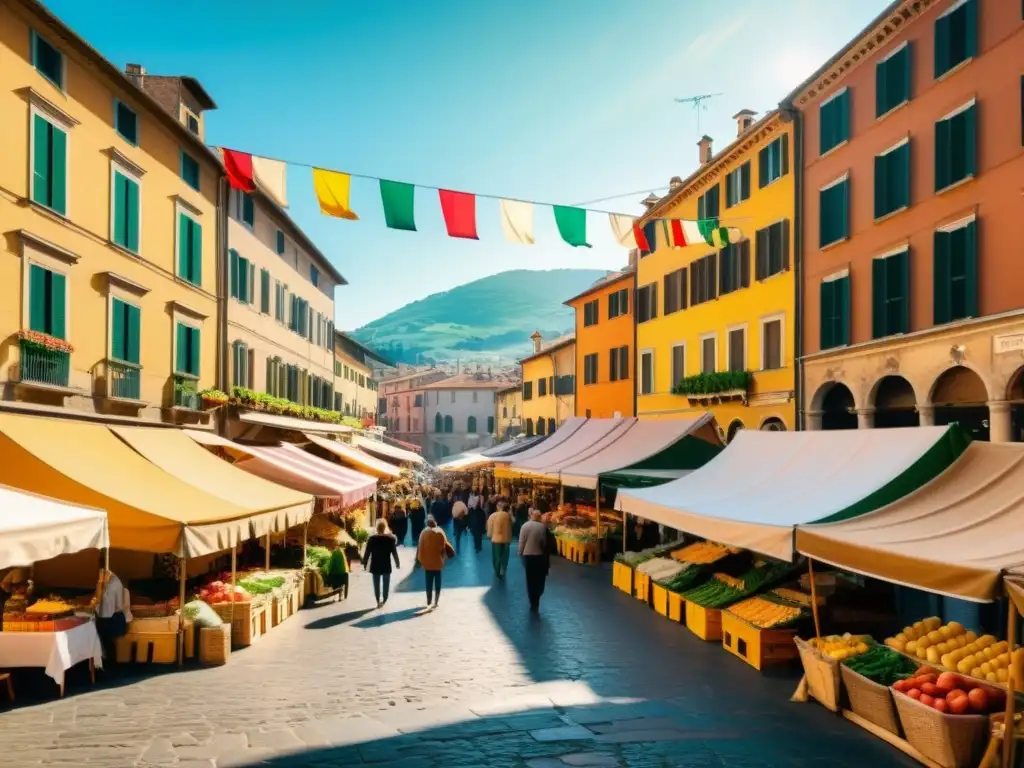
[518,511,549,612]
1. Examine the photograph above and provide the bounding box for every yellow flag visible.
[312,168,359,220]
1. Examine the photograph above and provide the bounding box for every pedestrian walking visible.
[416,516,454,608]
[467,494,486,553]
[486,501,513,578]
[513,496,529,537]
[518,510,550,613]
[408,495,427,542]
[363,519,400,608]
[451,495,468,550]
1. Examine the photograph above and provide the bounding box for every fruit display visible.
[726,596,804,629]
[636,557,686,583]
[196,581,249,604]
[682,561,795,608]
[843,646,919,686]
[884,617,974,664]
[615,541,681,567]
[670,541,740,565]
[893,669,1007,714]
[25,598,74,616]
[949,639,1019,684]
[808,633,872,661]
[770,587,825,608]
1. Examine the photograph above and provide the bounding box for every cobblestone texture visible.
[0,532,917,767]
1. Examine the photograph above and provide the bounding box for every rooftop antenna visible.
[674,92,723,135]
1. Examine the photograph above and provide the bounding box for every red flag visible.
[223,149,256,192]
[633,222,651,252]
[668,219,690,247]
[438,190,478,239]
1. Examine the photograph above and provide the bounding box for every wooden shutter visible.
[780,136,790,177]
[28,264,48,332]
[188,327,200,376]
[740,240,751,288]
[819,280,834,350]
[248,263,256,304]
[697,194,705,221]
[113,172,127,246]
[175,323,187,372]
[229,250,240,298]
[963,105,977,179]
[50,124,67,214]
[32,115,50,206]
[873,154,886,220]
[838,276,851,345]
[663,273,674,314]
[189,219,202,284]
[125,177,140,252]
[48,270,66,339]
[178,214,191,279]
[964,0,978,59]
[819,103,831,155]
[679,268,688,310]
[839,180,850,240]
[651,282,658,319]
[111,299,126,360]
[876,57,887,118]
[781,220,791,271]
[708,255,717,300]
[741,162,751,200]
[935,114,952,191]
[964,220,978,318]
[872,257,887,338]
[260,270,270,313]
[126,304,140,365]
[898,249,911,333]
[758,146,768,188]
[933,230,952,324]
[755,228,768,280]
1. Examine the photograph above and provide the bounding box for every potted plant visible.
[17,329,74,354]
[198,388,228,409]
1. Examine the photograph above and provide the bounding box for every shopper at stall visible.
[363,519,401,608]
[513,496,529,538]
[518,510,550,613]
[408,495,427,543]
[451,494,469,550]
[486,501,513,579]
[416,516,454,608]
[467,497,487,554]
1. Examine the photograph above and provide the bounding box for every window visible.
[232,341,252,388]
[696,184,720,221]
[31,31,63,89]
[502,406,508,418]
[935,101,976,192]
[583,353,599,385]
[548,418,555,434]
[663,267,688,315]
[468,416,477,433]
[443,415,453,433]
[671,344,686,389]
[538,377,547,397]
[725,161,751,207]
[820,274,851,350]
[27,264,66,339]
[114,100,138,145]
[31,113,68,215]
[434,413,443,432]
[175,211,202,286]
[555,375,574,395]
[108,296,141,366]
[310,265,320,288]
[523,381,533,401]
[819,88,850,156]
[276,230,285,255]
[877,42,912,117]
[185,111,200,136]
[610,345,629,382]
[934,0,977,79]
[111,168,141,253]
[760,318,782,371]
[274,282,285,323]
[179,151,200,192]
[487,416,494,434]
[260,269,271,313]
[526,418,534,437]
[701,335,717,374]
[727,327,746,372]
[872,249,910,338]
[690,254,718,306]
[582,299,599,327]
[755,220,790,280]
[934,217,977,324]
[718,240,751,296]
[241,192,255,227]
[175,322,200,376]
[229,250,255,304]
[639,351,653,395]
[819,176,850,248]
[758,135,789,188]
[537,419,546,436]
[637,283,658,323]
[450,391,456,403]
[875,140,911,220]
[608,288,629,318]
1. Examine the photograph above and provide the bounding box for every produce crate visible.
[115,629,177,664]
[287,582,302,615]
[685,601,722,641]
[795,636,841,712]
[891,687,988,768]
[183,621,196,659]
[652,584,669,618]
[555,537,566,557]
[612,562,633,595]
[633,571,651,604]
[840,665,901,736]
[211,601,267,647]
[271,593,291,627]
[563,539,600,566]
[668,591,684,622]
[720,612,798,671]
[198,624,231,665]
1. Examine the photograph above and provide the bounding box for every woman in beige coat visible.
[416,516,454,608]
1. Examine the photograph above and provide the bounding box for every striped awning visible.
[233,442,377,508]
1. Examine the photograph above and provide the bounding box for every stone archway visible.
[726,419,745,443]
[930,365,990,441]
[813,382,858,431]
[1007,366,1024,442]
[872,375,919,429]
[759,417,786,431]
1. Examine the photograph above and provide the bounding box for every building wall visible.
[495,388,522,439]
[379,369,446,447]
[334,347,376,419]
[0,1,219,422]
[423,387,500,461]
[636,114,796,436]
[520,342,575,436]
[570,273,635,418]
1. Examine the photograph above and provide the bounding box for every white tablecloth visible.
[0,619,103,686]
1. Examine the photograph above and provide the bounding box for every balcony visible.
[173,375,200,410]
[19,340,70,388]
[108,360,142,401]
[672,370,752,405]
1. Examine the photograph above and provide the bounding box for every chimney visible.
[668,176,684,191]
[697,135,713,165]
[641,193,660,210]
[125,63,145,89]
[733,109,757,138]
[530,331,543,354]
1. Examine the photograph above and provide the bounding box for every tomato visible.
[917,666,938,676]
[920,694,935,707]
[921,683,938,696]
[907,688,922,700]
[935,672,959,694]
[893,680,907,693]
[915,673,937,685]
[932,698,949,713]
[968,688,989,713]
[947,693,970,714]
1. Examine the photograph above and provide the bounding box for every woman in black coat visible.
[363,519,400,608]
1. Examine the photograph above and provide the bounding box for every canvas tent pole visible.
[1003,598,1018,768]
[230,546,237,625]
[622,508,627,555]
[265,533,271,570]
[807,559,822,641]
[177,560,186,665]
[595,486,602,539]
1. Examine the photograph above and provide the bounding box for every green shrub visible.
[671,370,751,396]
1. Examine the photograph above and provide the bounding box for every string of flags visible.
[219,148,743,250]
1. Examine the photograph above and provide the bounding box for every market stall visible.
[437,434,548,473]
[489,417,586,468]
[353,435,425,467]
[303,433,402,479]
[493,418,628,482]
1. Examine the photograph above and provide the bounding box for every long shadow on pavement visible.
[350,606,431,629]
[303,607,376,630]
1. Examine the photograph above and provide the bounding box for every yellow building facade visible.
[519,333,575,437]
[334,331,384,422]
[494,384,522,439]
[636,111,795,440]
[0,0,222,426]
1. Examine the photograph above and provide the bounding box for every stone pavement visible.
[0,533,917,767]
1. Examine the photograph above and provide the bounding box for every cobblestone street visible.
[0,536,916,767]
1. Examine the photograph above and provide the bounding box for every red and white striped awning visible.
[234,442,376,507]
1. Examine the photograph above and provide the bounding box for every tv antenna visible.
[675,92,723,134]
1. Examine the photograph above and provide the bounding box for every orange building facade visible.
[567,269,635,418]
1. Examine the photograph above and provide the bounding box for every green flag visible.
[697,217,718,246]
[379,180,416,231]
[553,205,591,248]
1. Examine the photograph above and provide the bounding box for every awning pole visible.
[265,533,271,571]
[1003,598,1018,768]
[559,484,564,509]
[103,547,110,573]
[595,489,602,540]
[807,559,822,642]
[177,559,186,665]
[230,546,237,626]
[622,509,628,555]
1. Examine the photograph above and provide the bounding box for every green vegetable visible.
[254,576,285,588]
[843,646,917,686]
[238,579,273,595]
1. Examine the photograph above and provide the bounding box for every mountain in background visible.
[351,268,608,365]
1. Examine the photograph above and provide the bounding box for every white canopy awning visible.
[304,434,402,479]
[0,485,108,570]
[353,436,424,465]
[490,418,586,465]
[506,419,634,480]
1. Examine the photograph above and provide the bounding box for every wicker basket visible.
[840,665,901,736]
[795,637,841,712]
[198,624,231,665]
[892,688,988,768]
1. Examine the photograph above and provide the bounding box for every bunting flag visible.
[663,218,703,247]
[438,190,478,239]
[252,156,288,207]
[379,180,416,231]
[499,199,534,245]
[608,213,636,248]
[553,205,591,248]
[312,168,359,220]
[222,149,256,192]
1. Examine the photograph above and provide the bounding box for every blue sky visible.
[45,0,889,330]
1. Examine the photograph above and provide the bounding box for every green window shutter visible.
[113,172,126,246]
[49,123,67,215]
[28,264,47,332]
[49,270,66,339]
[175,323,187,372]
[962,104,977,179]
[229,249,239,298]
[188,326,200,376]
[872,257,887,338]
[819,280,834,349]
[837,276,850,346]
[839,179,849,241]
[238,257,248,301]
[875,57,888,118]
[177,213,189,279]
[898,249,911,334]
[963,220,978,318]
[189,219,202,285]
[894,143,910,212]
[125,303,140,364]
[873,154,886,220]
[933,230,952,324]
[260,269,270,313]
[934,13,951,78]
[964,0,978,59]
[935,116,951,191]
[125,176,139,252]
[32,115,51,207]
[111,298,126,360]
[758,146,768,188]
[248,263,256,304]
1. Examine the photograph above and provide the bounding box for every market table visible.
[0,618,102,696]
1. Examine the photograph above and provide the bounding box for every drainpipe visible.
[216,176,229,395]
[632,282,638,418]
[790,108,805,431]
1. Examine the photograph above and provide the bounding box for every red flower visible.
[18,330,74,354]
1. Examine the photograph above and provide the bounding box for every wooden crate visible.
[685,601,723,641]
[198,624,231,665]
[115,629,177,664]
[288,582,302,615]
[652,584,670,617]
[271,594,290,627]
[633,571,651,604]
[721,612,798,671]
[612,562,633,594]
[212,601,267,647]
[668,591,685,622]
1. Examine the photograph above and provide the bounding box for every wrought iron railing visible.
[108,360,141,401]
[173,375,200,409]
[20,345,70,387]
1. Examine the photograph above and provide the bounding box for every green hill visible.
[351,268,608,364]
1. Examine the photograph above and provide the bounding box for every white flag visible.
[608,213,638,248]
[252,156,288,208]
[499,199,534,245]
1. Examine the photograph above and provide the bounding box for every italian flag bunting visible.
[438,190,478,239]
[222,149,256,192]
[553,205,591,248]
[379,180,416,231]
